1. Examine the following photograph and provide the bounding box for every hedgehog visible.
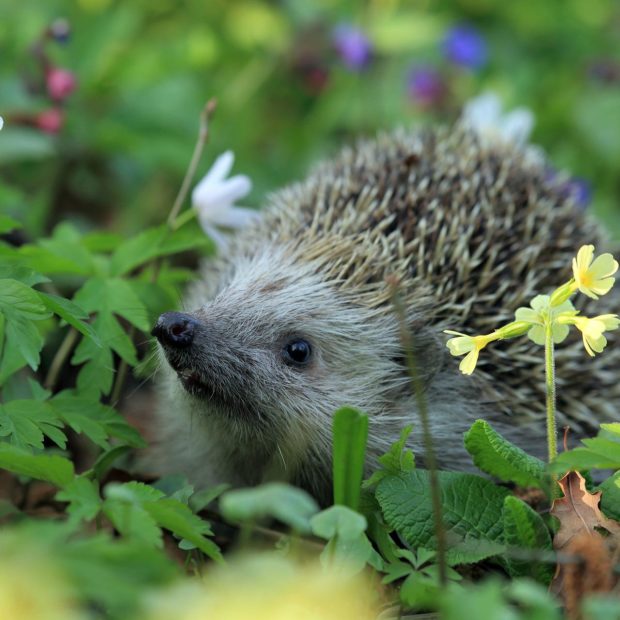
[150,122,619,505]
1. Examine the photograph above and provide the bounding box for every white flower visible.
[0,117,3,130]
[462,92,534,148]
[192,151,259,250]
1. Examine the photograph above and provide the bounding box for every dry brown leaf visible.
[552,471,620,550]
[550,471,620,619]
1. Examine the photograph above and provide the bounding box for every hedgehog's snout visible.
[152,312,198,349]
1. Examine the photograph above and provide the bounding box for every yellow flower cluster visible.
[445,245,619,374]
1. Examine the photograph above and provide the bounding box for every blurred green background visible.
[2,0,620,238]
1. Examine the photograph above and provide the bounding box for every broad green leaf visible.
[376,470,509,565]
[0,263,49,286]
[73,343,115,396]
[220,482,319,534]
[38,292,101,344]
[56,477,102,525]
[502,496,553,583]
[0,442,74,487]
[0,399,66,449]
[464,420,548,488]
[332,406,368,510]
[189,483,231,512]
[310,505,367,540]
[2,313,45,373]
[103,498,163,548]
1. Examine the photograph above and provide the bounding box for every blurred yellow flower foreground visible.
[145,554,380,620]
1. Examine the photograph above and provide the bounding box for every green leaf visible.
[0,399,66,449]
[598,471,620,521]
[56,477,102,525]
[364,425,415,488]
[0,442,74,487]
[0,214,21,233]
[0,262,49,286]
[310,506,379,575]
[332,406,368,510]
[502,496,553,583]
[464,420,548,488]
[0,278,49,319]
[220,482,319,534]
[376,470,509,565]
[144,498,223,563]
[553,423,620,472]
[37,292,101,344]
[189,483,231,512]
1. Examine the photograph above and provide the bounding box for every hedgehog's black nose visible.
[152,312,198,348]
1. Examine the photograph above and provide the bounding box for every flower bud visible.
[549,280,576,307]
[46,68,77,101]
[494,321,531,340]
[36,108,64,133]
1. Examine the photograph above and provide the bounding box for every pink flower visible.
[46,68,77,101]
[37,109,64,133]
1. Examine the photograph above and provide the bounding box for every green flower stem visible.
[544,319,557,461]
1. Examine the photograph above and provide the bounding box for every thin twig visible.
[389,279,448,586]
[44,327,79,391]
[167,98,217,227]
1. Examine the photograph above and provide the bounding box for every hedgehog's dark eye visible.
[283,339,312,366]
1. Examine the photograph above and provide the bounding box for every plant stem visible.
[167,98,217,227]
[390,282,447,586]
[44,327,79,391]
[544,320,557,461]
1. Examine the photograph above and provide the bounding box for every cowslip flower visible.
[557,314,620,357]
[442,24,487,70]
[514,295,577,345]
[332,24,373,71]
[192,151,260,251]
[572,244,618,299]
[463,92,534,148]
[444,331,496,375]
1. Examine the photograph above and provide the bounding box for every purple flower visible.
[442,24,487,70]
[407,67,445,107]
[332,24,373,71]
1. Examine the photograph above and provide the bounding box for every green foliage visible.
[332,406,368,510]
[220,482,319,534]
[376,469,510,565]
[0,442,74,487]
[502,496,553,583]
[464,419,548,488]
[553,423,620,471]
[310,505,382,575]
[364,424,415,488]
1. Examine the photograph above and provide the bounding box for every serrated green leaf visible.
[144,498,222,562]
[0,263,49,286]
[92,445,134,480]
[376,470,509,565]
[110,226,168,276]
[0,399,66,449]
[56,477,102,525]
[189,483,231,512]
[103,498,163,548]
[464,420,548,488]
[0,442,74,486]
[0,278,49,319]
[38,292,101,345]
[2,313,45,374]
[502,496,553,583]
[105,481,165,503]
[74,343,115,396]
[332,406,368,510]
[220,482,319,534]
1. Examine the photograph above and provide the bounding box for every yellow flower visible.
[557,313,620,356]
[514,295,576,345]
[444,331,495,375]
[572,244,618,299]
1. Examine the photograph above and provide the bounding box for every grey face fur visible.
[151,125,620,504]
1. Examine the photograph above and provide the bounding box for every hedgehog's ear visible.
[398,326,445,387]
